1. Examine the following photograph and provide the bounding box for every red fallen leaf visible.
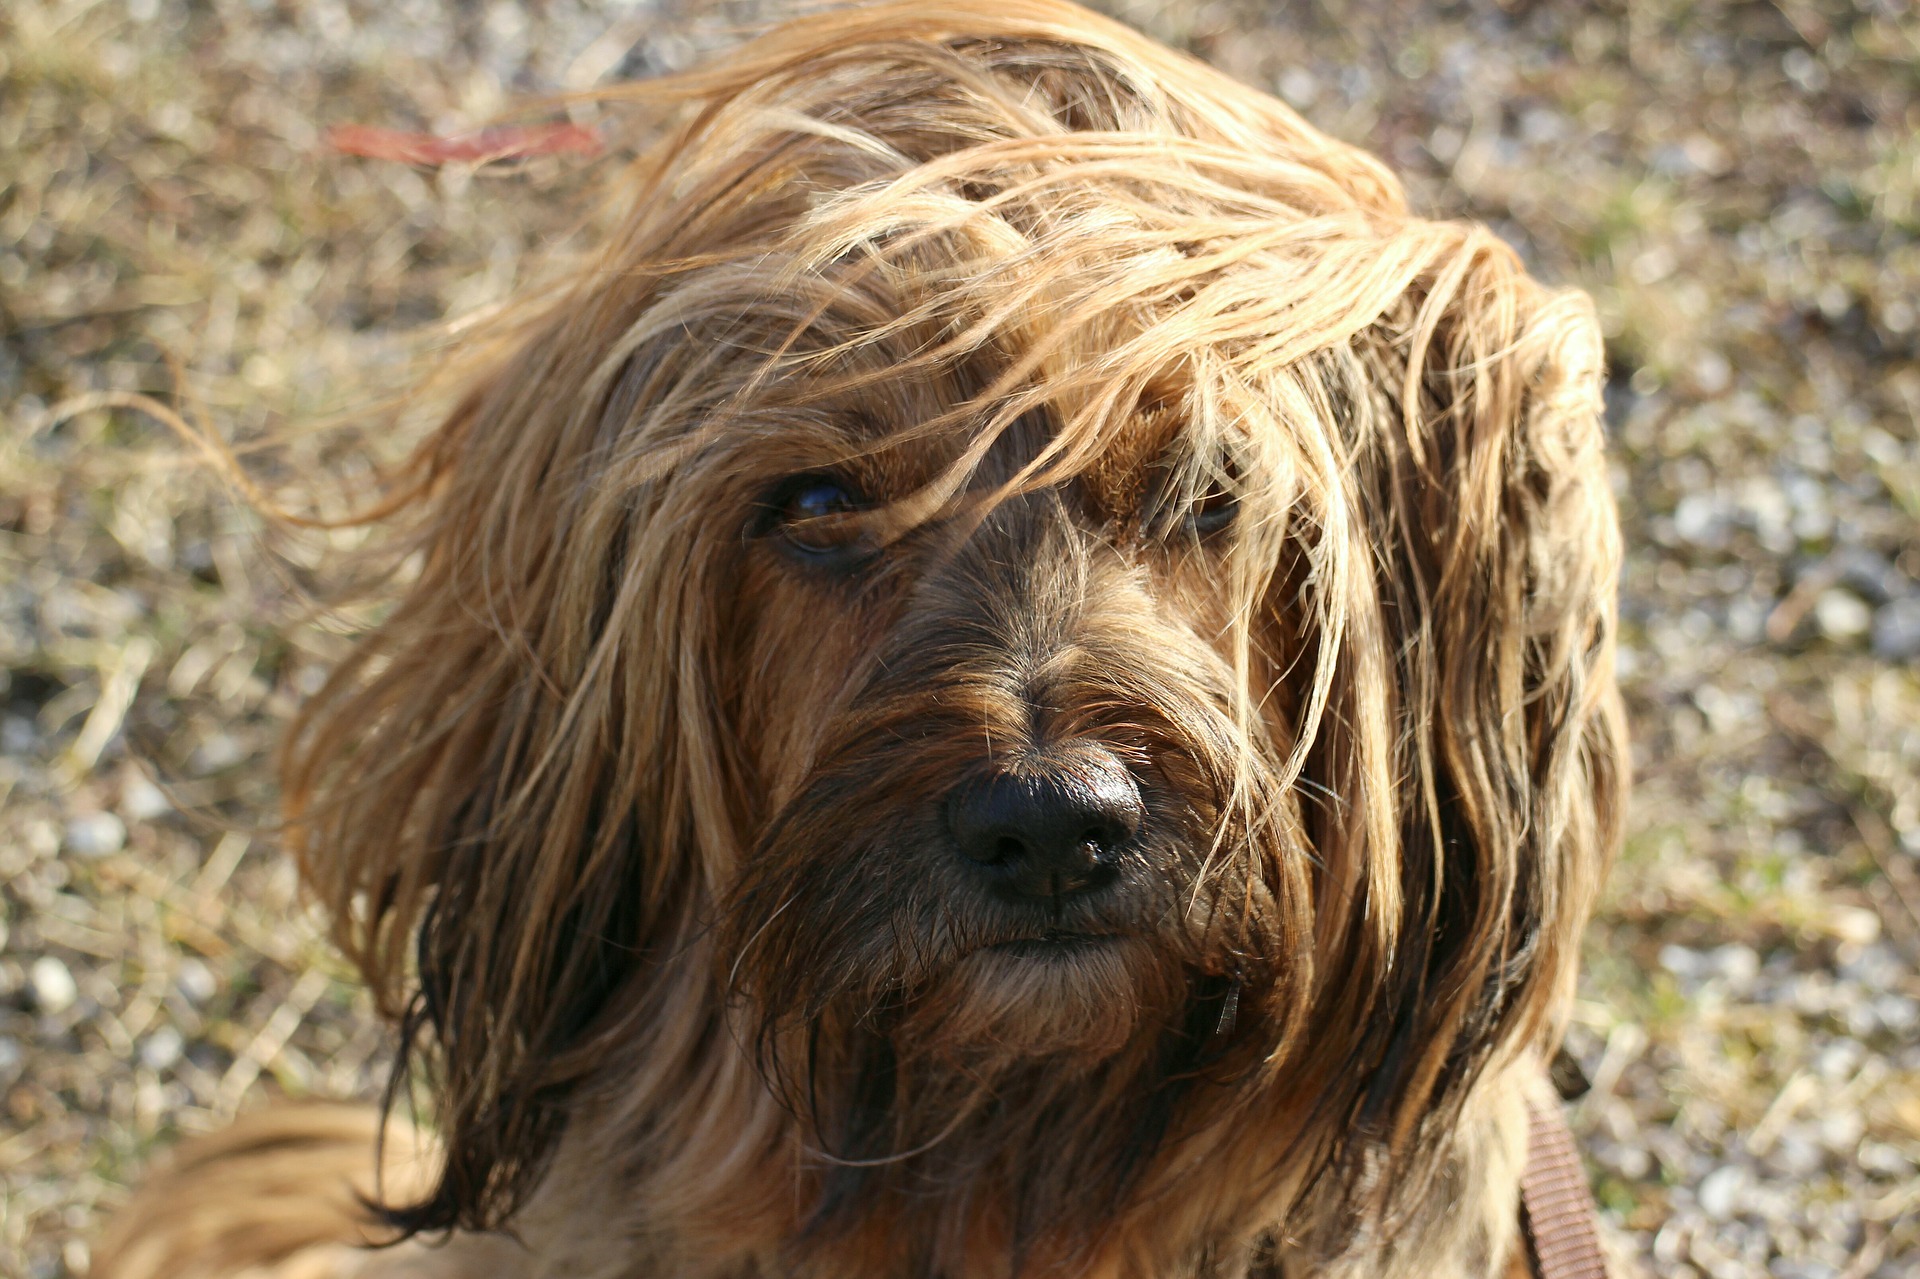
[324,122,602,166]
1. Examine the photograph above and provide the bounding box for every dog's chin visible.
[899,934,1172,1062]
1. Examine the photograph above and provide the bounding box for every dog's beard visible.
[900,933,1172,1060]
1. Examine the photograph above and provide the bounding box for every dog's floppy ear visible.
[1287,227,1627,1179]
[280,292,745,1233]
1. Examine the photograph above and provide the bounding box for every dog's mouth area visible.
[980,931,1125,960]
[908,931,1172,1058]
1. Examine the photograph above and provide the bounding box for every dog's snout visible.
[947,747,1143,901]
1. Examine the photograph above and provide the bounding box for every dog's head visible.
[287,2,1625,1271]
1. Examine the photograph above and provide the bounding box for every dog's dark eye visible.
[764,475,871,559]
[1148,451,1242,544]
[1189,486,1239,537]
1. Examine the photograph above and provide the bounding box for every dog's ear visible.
[280,300,746,1233]
[1285,229,1627,1166]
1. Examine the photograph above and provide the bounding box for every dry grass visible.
[3,1,1918,1277]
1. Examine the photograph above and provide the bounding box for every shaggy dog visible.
[96,3,1626,1277]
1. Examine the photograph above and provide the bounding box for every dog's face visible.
[728,396,1292,1042]
[286,3,1625,1270]
[722,380,1306,1175]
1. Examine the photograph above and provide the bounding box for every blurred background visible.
[2,0,1918,1275]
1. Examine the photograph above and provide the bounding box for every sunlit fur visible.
[103,4,1626,1277]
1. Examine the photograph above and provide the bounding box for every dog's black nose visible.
[947,747,1143,901]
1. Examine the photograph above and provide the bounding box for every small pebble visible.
[1660,944,1702,977]
[22,820,59,860]
[1692,350,1731,394]
[1825,906,1880,947]
[0,715,35,754]
[1710,943,1759,987]
[1872,596,1920,661]
[64,811,127,858]
[1277,66,1319,108]
[175,957,217,1005]
[1857,1142,1913,1178]
[29,955,78,1014]
[1673,493,1724,546]
[1768,1130,1824,1176]
[119,774,172,821]
[1813,590,1871,641]
[1873,993,1918,1033]
[1818,1111,1863,1154]
[1769,1261,1835,1279]
[1698,1164,1747,1220]
[139,1025,185,1071]
[190,732,244,773]
[1813,1039,1862,1082]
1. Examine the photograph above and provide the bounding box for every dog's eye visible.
[764,475,871,559]
[1148,452,1242,543]
[1188,486,1239,537]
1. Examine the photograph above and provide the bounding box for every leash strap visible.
[1520,1093,1609,1279]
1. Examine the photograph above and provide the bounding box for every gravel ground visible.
[3,1,1918,1276]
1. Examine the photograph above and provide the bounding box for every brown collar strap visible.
[1520,1091,1609,1279]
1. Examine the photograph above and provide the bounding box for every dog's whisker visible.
[725,891,799,996]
